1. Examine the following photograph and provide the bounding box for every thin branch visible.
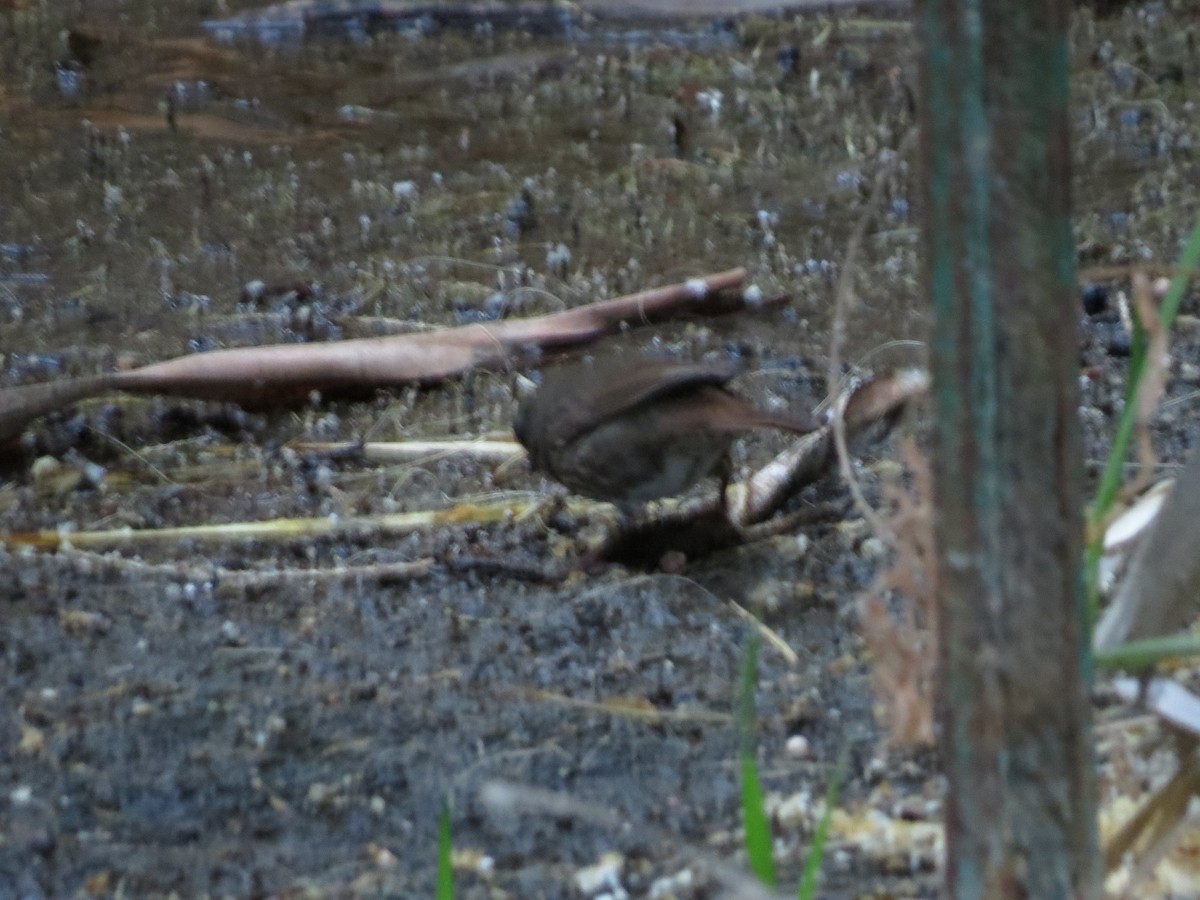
[825,128,918,546]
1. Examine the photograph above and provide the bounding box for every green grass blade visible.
[738,633,777,887]
[798,740,850,900]
[438,796,454,900]
[742,748,776,887]
[1095,633,1200,670]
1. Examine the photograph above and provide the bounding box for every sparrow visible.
[513,357,819,510]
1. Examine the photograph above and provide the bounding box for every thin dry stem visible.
[1129,272,1170,498]
[510,687,732,725]
[55,546,437,587]
[826,127,918,546]
[726,598,803,665]
[292,438,526,464]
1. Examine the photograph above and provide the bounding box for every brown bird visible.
[514,358,820,510]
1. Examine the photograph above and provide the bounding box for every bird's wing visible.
[560,359,741,428]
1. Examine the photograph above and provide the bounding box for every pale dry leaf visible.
[857,438,937,746]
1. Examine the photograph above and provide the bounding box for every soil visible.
[2,2,1200,897]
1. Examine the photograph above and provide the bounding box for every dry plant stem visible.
[1128,272,1169,498]
[730,429,831,524]
[1102,743,1200,874]
[734,368,928,525]
[1117,787,1200,900]
[0,268,763,446]
[824,127,918,546]
[479,780,785,900]
[511,688,732,725]
[0,499,554,550]
[739,498,853,539]
[56,546,436,586]
[292,439,526,465]
[726,598,802,665]
[1093,713,1158,737]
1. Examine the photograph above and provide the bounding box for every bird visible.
[513,357,819,512]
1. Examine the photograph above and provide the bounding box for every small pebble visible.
[776,789,815,828]
[307,782,333,806]
[786,734,812,758]
[370,845,398,867]
[574,852,625,895]
[26,829,56,857]
[860,536,887,560]
[1107,330,1132,357]
[1081,283,1108,316]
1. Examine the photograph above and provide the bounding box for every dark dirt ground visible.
[2,2,1200,897]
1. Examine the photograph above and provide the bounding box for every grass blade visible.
[738,633,777,887]
[798,740,850,900]
[1095,633,1200,671]
[438,796,454,900]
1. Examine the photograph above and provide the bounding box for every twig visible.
[1126,273,1170,500]
[1117,793,1200,900]
[509,688,732,725]
[0,499,540,550]
[293,438,526,465]
[1103,742,1200,874]
[734,368,928,526]
[55,545,436,586]
[825,128,918,546]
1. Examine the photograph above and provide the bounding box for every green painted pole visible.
[916,1,1100,896]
